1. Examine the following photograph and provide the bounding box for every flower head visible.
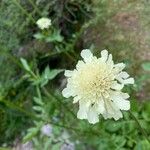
[62,49,134,124]
[36,17,51,30]
[41,124,52,137]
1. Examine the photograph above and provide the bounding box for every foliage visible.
[0,0,150,149]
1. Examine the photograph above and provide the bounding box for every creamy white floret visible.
[36,18,51,30]
[62,49,134,124]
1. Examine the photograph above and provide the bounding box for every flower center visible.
[73,62,113,99]
[86,74,112,98]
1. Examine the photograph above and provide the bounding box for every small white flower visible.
[41,124,52,137]
[62,49,134,124]
[36,17,51,29]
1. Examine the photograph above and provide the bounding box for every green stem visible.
[36,86,42,100]
[129,110,150,143]
[42,87,76,118]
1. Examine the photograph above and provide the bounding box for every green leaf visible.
[46,69,63,80]
[33,106,43,112]
[134,140,150,150]
[33,97,44,106]
[105,121,122,132]
[23,122,43,143]
[46,30,63,42]
[113,135,126,148]
[34,33,45,40]
[23,128,39,143]
[142,62,150,71]
[40,66,63,87]
[20,58,31,72]
[40,79,49,87]
[51,143,62,150]
[44,66,51,79]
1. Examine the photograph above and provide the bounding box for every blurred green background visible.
[0,0,150,149]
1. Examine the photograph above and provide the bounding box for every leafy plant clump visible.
[0,0,150,149]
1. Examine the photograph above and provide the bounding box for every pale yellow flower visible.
[36,18,51,30]
[62,49,134,124]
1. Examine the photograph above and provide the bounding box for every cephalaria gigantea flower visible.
[36,17,51,30]
[62,49,134,124]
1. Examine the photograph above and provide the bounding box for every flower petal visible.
[62,87,73,98]
[94,98,105,114]
[114,63,126,69]
[113,63,126,74]
[101,50,108,62]
[110,91,130,110]
[73,96,81,103]
[111,81,124,90]
[121,92,130,99]
[106,54,114,69]
[77,100,89,119]
[102,100,123,120]
[64,70,74,77]
[76,60,85,70]
[118,71,129,79]
[87,106,99,124]
[123,78,134,84]
[112,110,123,120]
[81,49,93,62]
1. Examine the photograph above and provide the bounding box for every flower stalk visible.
[129,110,150,143]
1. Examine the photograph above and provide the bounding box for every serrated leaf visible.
[20,58,31,71]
